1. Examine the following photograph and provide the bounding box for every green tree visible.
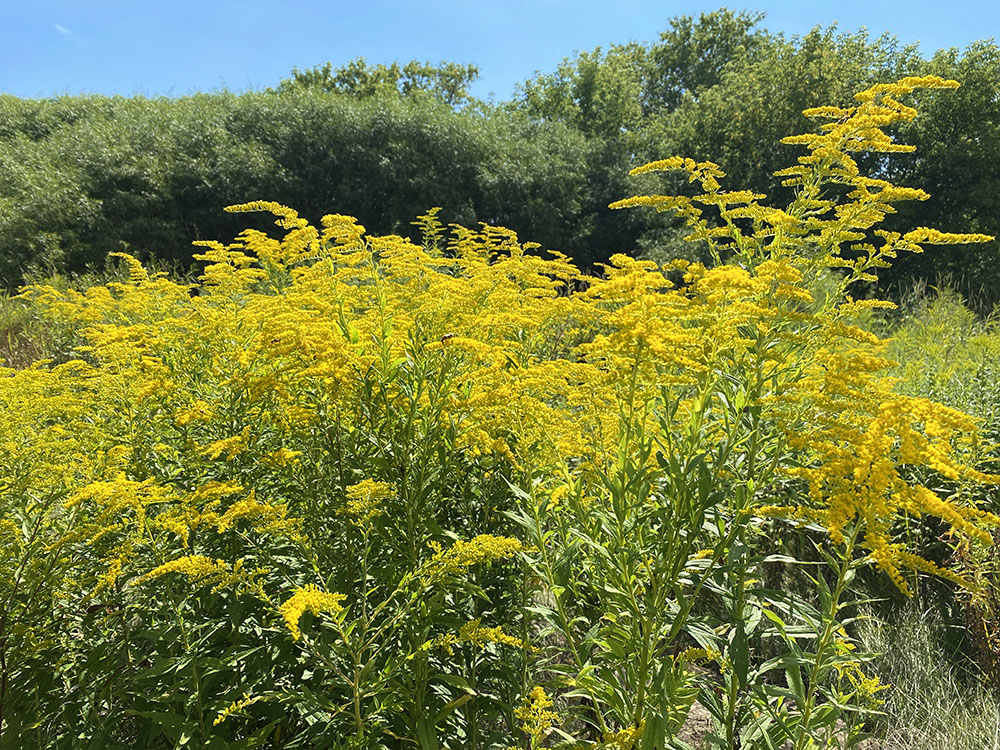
[279,58,481,108]
[643,9,769,112]
[515,43,648,138]
[884,41,1000,305]
[0,89,603,282]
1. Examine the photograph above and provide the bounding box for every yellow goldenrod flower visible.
[133,555,229,586]
[341,479,395,522]
[602,721,646,749]
[422,535,524,581]
[278,584,346,641]
[515,687,560,746]
[427,619,532,655]
[213,692,261,726]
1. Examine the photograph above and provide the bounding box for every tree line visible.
[1,9,998,304]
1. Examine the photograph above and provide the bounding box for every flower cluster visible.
[428,618,530,655]
[422,535,524,581]
[514,687,560,746]
[341,479,396,523]
[278,584,347,641]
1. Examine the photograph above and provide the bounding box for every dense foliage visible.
[2,10,999,306]
[2,75,1000,750]
[0,89,595,286]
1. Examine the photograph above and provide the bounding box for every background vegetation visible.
[1,9,999,307]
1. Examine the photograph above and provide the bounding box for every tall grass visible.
[861,603,1000,750]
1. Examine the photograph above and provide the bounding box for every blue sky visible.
[3,0,997,101]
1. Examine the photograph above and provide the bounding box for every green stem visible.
[352,651,364,736]
[792,523,861,750]
[633,613,652,727]
[528,481,610,736]
[722,343,766,748]
[724,555,749,749]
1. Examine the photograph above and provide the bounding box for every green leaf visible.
[415,714,439,750]
[731,620,749,691]
[779,654,805,701]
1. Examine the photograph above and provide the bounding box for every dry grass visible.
[861,602,1000,750]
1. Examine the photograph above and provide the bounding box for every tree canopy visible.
[279,58,481,107]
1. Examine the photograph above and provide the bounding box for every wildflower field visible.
[2,76,1000,749]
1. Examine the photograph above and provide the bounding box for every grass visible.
[861,601,1000,750]
[0,292,53,368]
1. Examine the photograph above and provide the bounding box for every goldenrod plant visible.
[0,76,997,749]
